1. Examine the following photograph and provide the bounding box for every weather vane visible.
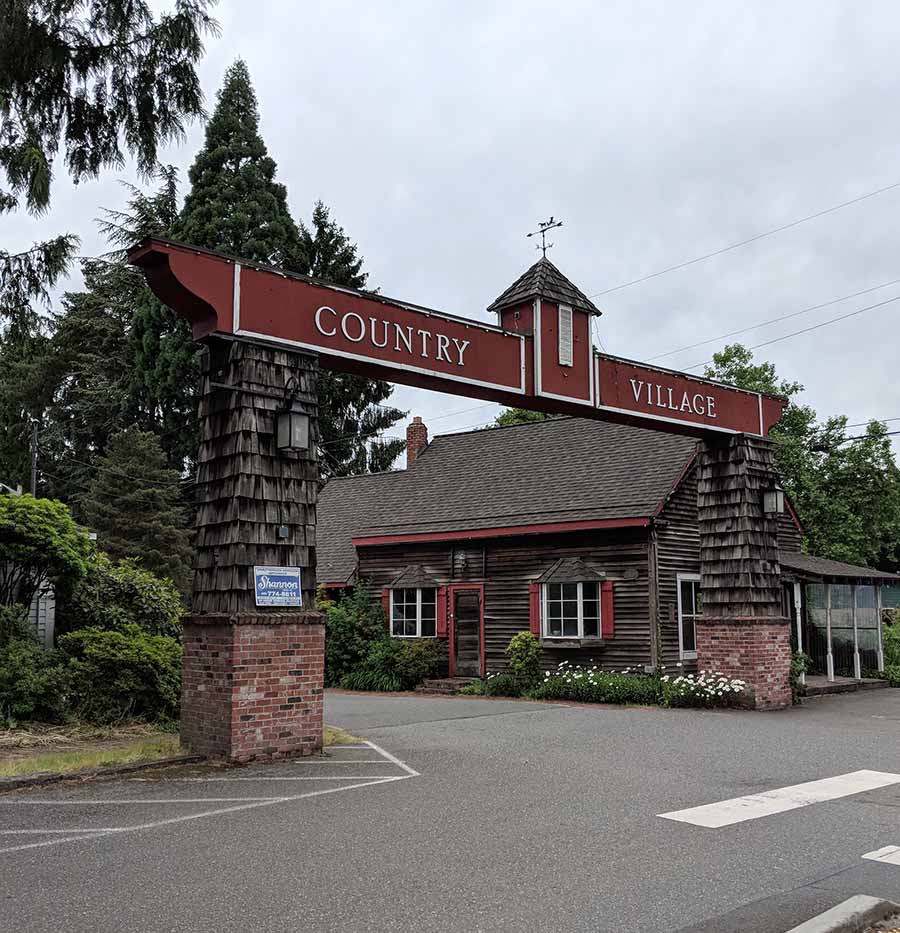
[526,216,563,258]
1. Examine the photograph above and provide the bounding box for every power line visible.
[846,416,900,428]
[587,179,900,299]
[648,275,900,362]
[683,293,900,371]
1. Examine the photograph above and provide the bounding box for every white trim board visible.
[659,770,900,828]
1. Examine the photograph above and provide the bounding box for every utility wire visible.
[648,275,900,362]
[683,293,900,371]
[587,179,900,299]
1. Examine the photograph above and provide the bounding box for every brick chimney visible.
[406,416,428,464]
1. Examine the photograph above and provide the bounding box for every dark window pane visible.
[562,600,579,621]
[562,616,578,637]
[562,583,578,601]
[583,582,600,602]
[583,615,600,638]
[680,580,695,615]
[421,616,436,637]
[682,615,696,652]
[420,589,436,609]
[694,584,703,615]
[548,583,562,602]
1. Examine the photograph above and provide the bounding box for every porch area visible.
[780,552,900,686]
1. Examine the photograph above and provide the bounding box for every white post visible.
[793,581,805,686]
[852,583,861,680]
[876,584,885,672]
[826,583,835,682]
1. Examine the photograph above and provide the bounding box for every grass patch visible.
[0,734,183,779]
[324,724,362,746]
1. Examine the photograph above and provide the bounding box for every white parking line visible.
[863,845,900,866]
[659,770,900,828]
[175,776,403,782]
[0,740,420,856]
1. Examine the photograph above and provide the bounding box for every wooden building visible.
[318,415,897,679]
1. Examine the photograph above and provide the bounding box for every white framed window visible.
[390,587,437,638]
[677,574,701,660]
[542,581,601,639]
[558,305,573,367]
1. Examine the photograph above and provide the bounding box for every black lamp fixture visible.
[762,480,785,516]
[275,376,310,454]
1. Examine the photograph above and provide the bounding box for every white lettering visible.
[370,317,389,348]
[435,334,452,363]
[630,378,644,402]
[680,392,692,413]
[417,328,432,358]
[341,312,366,343]
[314,306,337,337]
[706,396,717,419]
[452,338,470,367]
[692,393,706,415]
[394,323,413,354]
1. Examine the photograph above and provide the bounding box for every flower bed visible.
[463,661,748,709]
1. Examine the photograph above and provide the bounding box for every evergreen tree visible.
[128,63,404,474]
[490,408,550,428]
[80,427,192,592]
[0,0,217,307]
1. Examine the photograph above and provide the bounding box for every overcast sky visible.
[9,1,900,462]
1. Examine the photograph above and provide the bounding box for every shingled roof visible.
[317,417,698,583]
[487,258,601,316]
[779,551,900,581]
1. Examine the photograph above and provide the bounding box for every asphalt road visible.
[3,689,900,932]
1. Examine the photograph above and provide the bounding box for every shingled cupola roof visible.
[487,257,602,316]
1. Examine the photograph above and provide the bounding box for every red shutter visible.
[529,582,541,636]
[436,586,448,638]
[381,588,391,630]
[601,580,614,639]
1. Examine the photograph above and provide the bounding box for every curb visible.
[785,895,900,933]
[0,754,207,792]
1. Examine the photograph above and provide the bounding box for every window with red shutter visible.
[529,582,541,635]
[600,580,615,639]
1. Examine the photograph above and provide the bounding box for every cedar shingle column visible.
[181,338,324,760]
[696,434,791,710]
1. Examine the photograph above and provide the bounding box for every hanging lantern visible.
[275,377,309,453]
[762,480,785,516]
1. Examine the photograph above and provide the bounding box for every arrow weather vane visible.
[526,216,563,258]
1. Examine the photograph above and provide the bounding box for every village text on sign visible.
[254,567,303,607]
[129,239,787,438]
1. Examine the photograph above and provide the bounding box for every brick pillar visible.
[406,416,428,463]
[696,434,791,710]
[181,339,324,760]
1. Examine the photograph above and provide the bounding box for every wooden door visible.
[453,589,482,677]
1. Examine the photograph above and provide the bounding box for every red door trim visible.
[448,583,485,678]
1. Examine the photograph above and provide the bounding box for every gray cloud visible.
[8,0,900,458]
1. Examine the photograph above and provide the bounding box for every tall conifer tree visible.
[129,61,404,474]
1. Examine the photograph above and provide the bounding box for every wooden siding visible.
[656,465,700,666]
[656,464,803,664]
[356,527,651,673]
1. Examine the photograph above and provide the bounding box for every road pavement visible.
[3,689,900,932]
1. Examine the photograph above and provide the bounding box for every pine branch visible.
[0,235,80,311]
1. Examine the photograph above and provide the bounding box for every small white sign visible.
[253,566,303,607]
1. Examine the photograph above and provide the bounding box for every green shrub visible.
[505,631,541,690]
[0,604,32,646]
[60,552,186,638]
[457,678,487,695]
[339,669,403,692]
[394,639,442,688]
[321,584,388,687]
[790,651,812,704]
[529,667,661,705]
[339,635,443,691]
[0,494,93,608]
[885,664,900,688]
[482,673,523,697]
[58,625,181,725]
[0,637,71,727]
[884,621,900,667]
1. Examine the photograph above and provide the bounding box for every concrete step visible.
[804,678,889,697]
[415,677,476,695]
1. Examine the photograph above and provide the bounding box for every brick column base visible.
[695,617,792,711]
[181,613,324,761]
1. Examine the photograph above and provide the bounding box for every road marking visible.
[659,770,900,828]
[863,845,900,866]
[173,776,403,782]
[0,740,421,856]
